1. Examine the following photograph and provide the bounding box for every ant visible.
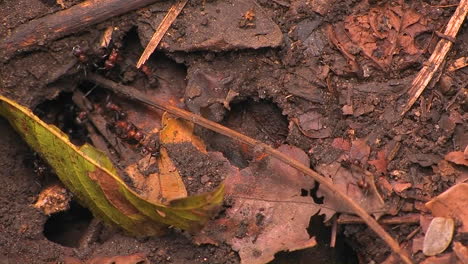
[112,120,146,143]
[340,159,371,196]
[72,45,88,63]
[103,48,119,70]
[105,100,127,120]
[141,137,160,157]
[75,111,88,125]
[103,97,160,158]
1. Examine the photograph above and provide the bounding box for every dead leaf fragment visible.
[195,145,320,264]
[34,183,71,215]
[330,2,429,72]
[448,57,468,72]
[409,153,441,167]
[368,150,388,174]
[392,182,412,193]
[420,253,459,264]
[445,151,468,167]
[426,183,468,232]
[423,217,454,256]
[332,137,351,151]
[453,242,468,264]
[349,138,370,164]
[316,162,385,218]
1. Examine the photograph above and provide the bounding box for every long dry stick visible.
[400,0,468,117]
[0,0,161,62]
[136,0,188,68]
[86,73,414,264]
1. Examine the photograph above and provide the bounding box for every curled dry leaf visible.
[423,217,455,256]
[195,145,320,264]
[426,183,468,232]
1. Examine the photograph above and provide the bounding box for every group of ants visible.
[70,43,161,159]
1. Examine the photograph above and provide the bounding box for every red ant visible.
[340,159,371,196]
[75,111,88,125]
[141,137,160,157]
[103,48,119,70]
[109,119,162,158]
[103,97,160,157]
[72,45,88,63]
[105,100,127,120]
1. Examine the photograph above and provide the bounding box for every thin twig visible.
[86,73,414,264]
[400,0,468,117]
[136,0,188,68]
[337,214,420,225]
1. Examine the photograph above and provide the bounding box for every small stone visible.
[423,217,454,256]
[200,175,210,184]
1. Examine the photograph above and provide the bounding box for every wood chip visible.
[399,0,468,117]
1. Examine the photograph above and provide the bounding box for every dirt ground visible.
[0,0,467,263]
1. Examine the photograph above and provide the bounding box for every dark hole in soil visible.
[43,200,93,248]
[34,92,89,146]
[203,99,289,168]
[269,214,358,264]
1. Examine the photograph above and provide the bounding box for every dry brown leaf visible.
[331,2,429,71]
[426,183,468,232]
[423,217,454,256]
[412,235,424,254]
[445,151,468,166]
[195,145,320,264]
[125,114,207,204]
[332,137,351,151]
[420,253,460,264]
[392,182,412,193]
[349,138,371,164]
[453,242,468,264]
[369,150,388,174]
[432,160,468,184]
[316,162,386,218]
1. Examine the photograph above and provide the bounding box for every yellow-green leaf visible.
[0,95,224,235]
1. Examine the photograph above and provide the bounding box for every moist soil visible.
[1,0,467,263]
